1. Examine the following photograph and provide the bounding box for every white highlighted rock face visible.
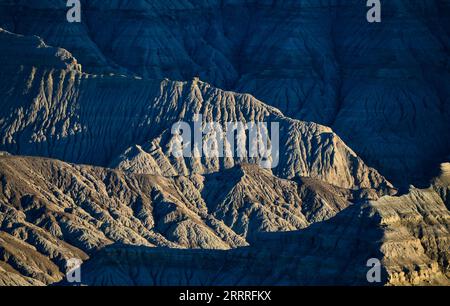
[1,0,449,186]
[0,28,392,193]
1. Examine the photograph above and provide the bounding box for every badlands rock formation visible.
[0,28,392,193]
[0,0,448,287]
[433,159,450,210]
[0,154,364,285]
[66,164,450,286]
[1,0,449,186]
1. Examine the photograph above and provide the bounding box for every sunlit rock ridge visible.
[0,27,395,286]
[0,0,449,286]
[1,0,449,186]
[0,28,392,192]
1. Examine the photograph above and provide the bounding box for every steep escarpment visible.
[1,0,449,186]
[69,168,450,286]
[0,28,392,192]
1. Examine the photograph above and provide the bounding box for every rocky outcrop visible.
[69,169,450,286]
[0,28,393,193]
[433,161,450,210]
[0,1,448,287]
[0,155,361,285]
[1,0,449,186]
[0,232,61,286]
[375,188,450,285]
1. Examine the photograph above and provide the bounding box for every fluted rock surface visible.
[0,154,362,285]
[433,161,450,210]
[0,0,448,287]
[1,0,449,186]
[70,166,450,286]
[0,232,58,286]
[0,28,392,193]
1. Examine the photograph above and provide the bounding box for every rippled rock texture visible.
[0,155,364,285]
[1,0,449,186]
[0,28,392,192]
[0,0,449,286]
[65,165,450,286]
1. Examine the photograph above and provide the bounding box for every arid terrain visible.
[0,0,449,286]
